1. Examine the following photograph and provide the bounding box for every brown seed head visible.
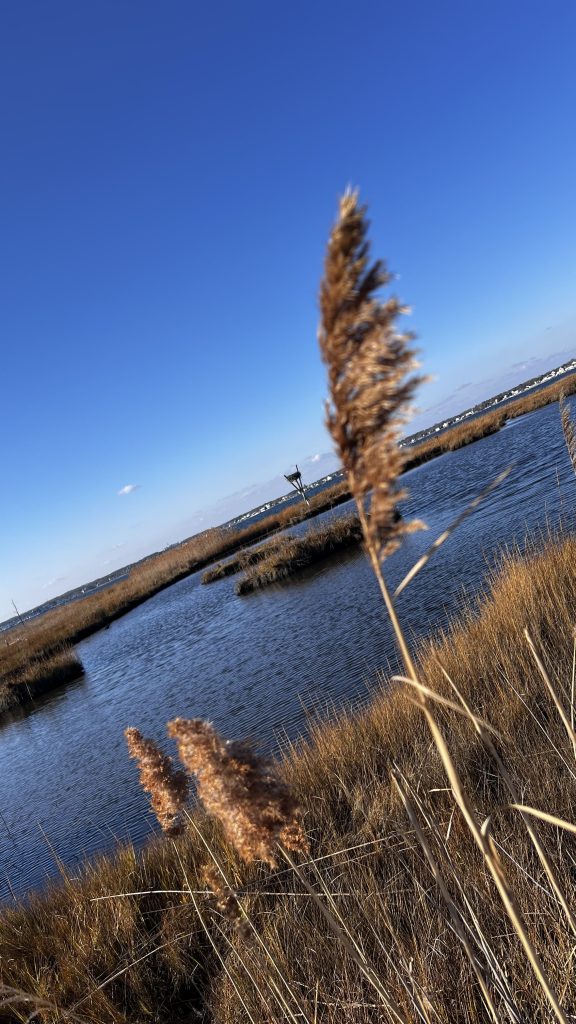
[167,718,309,867]
[125,727,189,836]
[318,189,425,559]
[560,395,576,477]
[202,862,250,938]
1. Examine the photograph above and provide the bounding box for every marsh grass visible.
[403,373,576,472]
[0,484,352,710]
[235,513,363,594]
[2,375,574,712]
[3,534,576,1021]
[0,645,84,712]
[201,540,283,585]
[560,393,576,477]
[204,512,364,590]
[3,191,576,1024]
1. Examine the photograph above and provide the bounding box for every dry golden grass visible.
[3,534,576,1022]
[235,513,363,593]
[124,729,189,837]
[0,644,84,712]
[201,536,287,584]
[167,718,309,867]
[560,394,576,477]
[405,373,576,471]
[0,485,352,711]
[4,188,576,1023]
[318,189,424,561]
[3,374,574,713]
[204,511,364,590]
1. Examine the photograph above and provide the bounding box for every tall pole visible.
[284,464,310,507]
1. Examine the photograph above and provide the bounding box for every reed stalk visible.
[318,188,569,1021]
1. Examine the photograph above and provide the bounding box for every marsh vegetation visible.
[3,371,575,714]
[3,534,576,1022]
[3,193,576,1024]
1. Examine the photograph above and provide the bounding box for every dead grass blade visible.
[279,845,410,1024]
[392,771,500,1023]
[394,466,513,598]
[437,660,576,936]
[493,805,576,837]
[525,629,576,751]
[392,674,503,739]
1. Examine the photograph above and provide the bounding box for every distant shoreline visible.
[4,360,575,635]
[1,368,575,714]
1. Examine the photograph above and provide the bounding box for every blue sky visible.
[1,0,575,617]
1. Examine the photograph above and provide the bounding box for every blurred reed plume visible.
[560,394,576,475]
[167,717,308,866]
[124,727,189,836]
[318,188,425,560]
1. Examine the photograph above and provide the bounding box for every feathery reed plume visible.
[318,188,425,559]
[560,394,576,476]
[125,727,189,836]
[167,718,308,867]
[318,196,569,1020]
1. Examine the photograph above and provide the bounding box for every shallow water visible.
[1,400,575,900]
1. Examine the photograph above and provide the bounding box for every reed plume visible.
[318,194,569,1022]
[318,188,425,560]
[125,727,189,836]
[167,718,308,867]
[560,394,576,475]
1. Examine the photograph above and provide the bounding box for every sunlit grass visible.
[203,512,364,592]
[3,532,576,1021]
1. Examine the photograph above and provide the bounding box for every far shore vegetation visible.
[1,370,575,714]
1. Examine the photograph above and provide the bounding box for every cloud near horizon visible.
[41,576,66,590]
[117,484,141,496]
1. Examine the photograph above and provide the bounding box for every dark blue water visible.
[1,400,574,901]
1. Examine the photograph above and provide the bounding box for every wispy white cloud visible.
[41,576,66,590]
[117,484,140,496]
[309,453,321,463]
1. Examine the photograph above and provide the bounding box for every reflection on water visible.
[1,400,575,900]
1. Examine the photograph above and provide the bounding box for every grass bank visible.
[0,486,351,712]
[200,485,353,585]
[235,512,363,593]
[201,535,288,584]
[2,372,575,712]
[202,511,365,589]
[0,645,84,713]
[402,371,576,470]
[3,532,576,1021]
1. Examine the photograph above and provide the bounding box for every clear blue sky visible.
[2,0,575,617]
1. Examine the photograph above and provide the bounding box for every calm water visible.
[1,400,575,901]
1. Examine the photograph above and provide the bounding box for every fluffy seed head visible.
[560,395,576,476]
[318,189,425,559]
[167,718,309,867]
[125,727,189,836]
